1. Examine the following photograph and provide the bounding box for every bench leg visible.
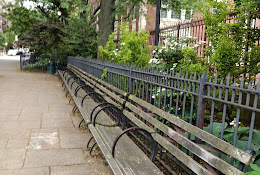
[86,136,94,149]
[72,106,78,115]
[65,91,70,97]
[68,97,74,104]
[79,118,85,129]
[89,142,97,156]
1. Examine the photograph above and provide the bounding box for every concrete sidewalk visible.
[0,57,112,175]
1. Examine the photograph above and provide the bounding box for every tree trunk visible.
[98,0,115,60]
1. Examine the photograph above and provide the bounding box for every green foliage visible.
[199,0,260,80]
[153,36,207,75]
[101,68,107,81]
[58,12,98,58]
[0,32,5,49]
[202,122,260,169]
[246,164,260,175]
[99,25,152,67]
[178,47,208,75]
[4,30,15,49]
[19,21,61,56]
[24,58,50,71]
[2,2,43,37]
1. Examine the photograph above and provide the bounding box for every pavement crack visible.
[57,128,62,149]
[22,129,32,168]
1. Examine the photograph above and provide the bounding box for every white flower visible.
[172,63,177,68]
[149,58,160,64]
[121,42,125,45]
[194,44,200,48]
[230,118,241,126]
[240,63,244,66]
[235,63,239,67]
[153,50,156,53]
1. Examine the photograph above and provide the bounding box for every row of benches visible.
[58,64,256,175]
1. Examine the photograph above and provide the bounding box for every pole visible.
[154,0,161,46]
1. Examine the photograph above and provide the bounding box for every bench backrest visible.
[67,64,255,175]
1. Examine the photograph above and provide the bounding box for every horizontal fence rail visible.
[68,56,260,173]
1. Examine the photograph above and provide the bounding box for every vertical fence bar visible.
[196,71,208,130]
[220,74,231,140]
[129,66,133,94]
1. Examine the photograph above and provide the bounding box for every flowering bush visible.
[153,36,207,74]
[99,25,152,67]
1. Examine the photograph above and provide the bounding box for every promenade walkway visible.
[0,56,112,175]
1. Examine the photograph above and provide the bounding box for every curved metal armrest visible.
[75,84,89,97]
[70,80,77,89]
[81,92,98,107]
[90,102,114,121]
[67,77,73,84]
[238,149,256,171]
[92,104,122,127]
[64,73,70,80]
[62,70,67,77]
[111,127,157,161]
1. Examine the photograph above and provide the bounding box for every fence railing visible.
[68,56,260,172]
[20,53,31,71]
[148,13,260,57]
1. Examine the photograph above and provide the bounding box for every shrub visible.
[99,25,152,67]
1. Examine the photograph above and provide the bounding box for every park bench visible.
[58,66,162,175]
[58,64,256,175]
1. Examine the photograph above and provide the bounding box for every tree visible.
[59,12,98,58]
[200,0,260,80]
[96,0,200,60]
[1,2,43,37]
[4,30,15,50]
[0,32,5,49]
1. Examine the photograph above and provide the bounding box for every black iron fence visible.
[20,53,31,71]
[68,56,260,172]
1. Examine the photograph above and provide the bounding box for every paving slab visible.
[0,128,31,139]
[0,167,49,175]
[51,164,113,175]
[41,112,73,128]
[29,131,59,150]
[0,139,8,149]
[6,138,28,149]
[0,120,40,129]
[18,112,42,121]
[24,149,86,168]
[0,149,26,170]
[59,127,91,149]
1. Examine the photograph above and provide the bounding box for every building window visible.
[185,10,192,20]
[161,8,167,18]
[171,10,181,19]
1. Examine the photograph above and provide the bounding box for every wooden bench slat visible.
[125,101,244,175]
[123,110,212,175]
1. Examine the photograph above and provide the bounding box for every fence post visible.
[196,71,208,130]
[128,66,133,94]
[20,54,22,71]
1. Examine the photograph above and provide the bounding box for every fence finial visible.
[201,71,208,81]
[257,77,260,90]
